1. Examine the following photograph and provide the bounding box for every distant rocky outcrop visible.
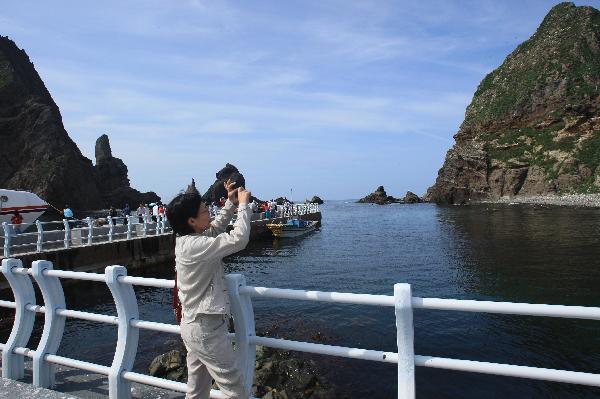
[309,195,324,204]
[0,36,159,210]
[357,186,401,204]
[94,134,160,207]
[203,163,246,203]
[403,191,423,204]
[426,3,600,204]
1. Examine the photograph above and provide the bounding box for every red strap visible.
[173,267,182,324]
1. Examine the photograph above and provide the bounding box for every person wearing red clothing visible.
[11,211,23,234]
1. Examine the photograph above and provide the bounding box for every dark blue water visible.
[4,201,600,398]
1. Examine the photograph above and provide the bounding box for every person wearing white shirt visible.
[167,179,251,399]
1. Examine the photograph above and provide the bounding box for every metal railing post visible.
[86,217,93,245]
[225,274,256,397]
[105,266,139,399]
[2,222,10,257]
[36,220,44,252]
[127,216,133,240]
[160,215,165,234]
[1,259,36,380]
[63,219,71,249]
[108,216,114,242]
[31,260,66,388]
[395,283,415,399]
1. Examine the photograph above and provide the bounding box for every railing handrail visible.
[1,259,599,398]
[1,203,322,257]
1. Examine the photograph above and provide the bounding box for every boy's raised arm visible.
[204,200,235,237]
[204,179,239,237]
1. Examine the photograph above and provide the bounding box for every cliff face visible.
[426,3,600,204]
[0,36,159,210]
[0,36,104,210]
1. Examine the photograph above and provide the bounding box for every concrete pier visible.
[0,212,321,292]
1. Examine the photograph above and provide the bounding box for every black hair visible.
[166,192,205,236]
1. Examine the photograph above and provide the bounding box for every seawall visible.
[0,212,322,292]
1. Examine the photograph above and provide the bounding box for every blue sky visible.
[2,1,596,201]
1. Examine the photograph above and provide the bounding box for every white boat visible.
[266,219,318,238]
[0,189,49,225]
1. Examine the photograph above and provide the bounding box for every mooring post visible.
[105,266,139,399]
[395,283,415,399]
[31,260,66,388]
[36,220,44,252]
[225,274,256,397]
[63,219,71,249]
[2,222,10,257]
[1,259,36,380]
[108,216,114,242]
[86,217,93,245]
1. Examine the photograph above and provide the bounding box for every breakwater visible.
[0,211,321,292]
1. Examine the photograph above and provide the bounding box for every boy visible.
[167,179,252,399]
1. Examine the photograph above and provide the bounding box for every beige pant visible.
[180,314,248,399]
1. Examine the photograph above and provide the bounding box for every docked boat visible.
[0,189,49,225]
[266,219,318,238]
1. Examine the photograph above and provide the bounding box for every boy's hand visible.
[224,179,239,206]
[237,188,251,205]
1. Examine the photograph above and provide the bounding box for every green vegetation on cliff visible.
[427,2,600,203]
[466,3,600,126]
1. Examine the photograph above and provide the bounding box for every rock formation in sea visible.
[202,163,246,203]
[309,195,324,204]
[357,186,401,204]
[0,36,159,211]
[94,134,160,208]
[426,3,600,204]
[403,191,423,204]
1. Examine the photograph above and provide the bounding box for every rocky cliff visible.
[0,36,158,210]
[426,3,600,204]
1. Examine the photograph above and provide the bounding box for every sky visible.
[1,1,597,201]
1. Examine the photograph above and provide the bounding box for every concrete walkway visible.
[0,377,79,398]
[0,362,185,398]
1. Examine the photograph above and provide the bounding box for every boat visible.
[0,189,49,225]
[266,219,318,238]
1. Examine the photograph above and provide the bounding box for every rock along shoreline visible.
[475,193,600,208]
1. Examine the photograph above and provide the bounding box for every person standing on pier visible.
[10,211,23,235]
[167,179,252,399]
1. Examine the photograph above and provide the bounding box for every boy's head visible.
[167,192,211,236]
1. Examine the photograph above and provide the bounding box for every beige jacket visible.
[175,200,251,323]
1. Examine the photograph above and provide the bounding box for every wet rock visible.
[149,345,337,398]
[148,349,187,382]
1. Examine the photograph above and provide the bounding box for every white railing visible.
[1,215,171,257]
[282,203,319,218]
[1,259,599,398]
